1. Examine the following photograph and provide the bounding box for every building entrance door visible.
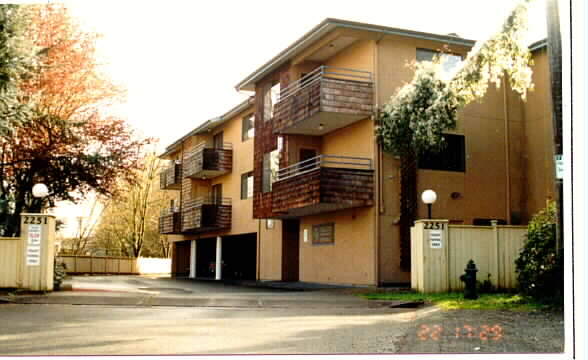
[282,219,300,281]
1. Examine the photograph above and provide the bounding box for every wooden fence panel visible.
[76,257,92,273]
[410,226,422,292]
[497,227,527,289]
[412,221,527,293]
[448,226,494,290]
[0,237,21,288]
[105,258,119,273]
[93,257,107,273]
[61,257,76,273]
[119,259,133,273]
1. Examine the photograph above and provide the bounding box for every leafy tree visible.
[93,153,174,258]
[0,4,149,236]
[515,202,563,304]
[375,0,535,270]
[0,4,35,136]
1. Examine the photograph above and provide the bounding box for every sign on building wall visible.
[429,230,443,249]
[555,154,563,179]
[26,224,42,266]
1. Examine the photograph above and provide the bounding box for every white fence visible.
[57,256,171,275]
[411,220,527,293]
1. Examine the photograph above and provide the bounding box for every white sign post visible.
[26,224,42,266]
[429,230,443,249]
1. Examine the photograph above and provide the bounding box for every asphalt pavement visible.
[0,275,566,355]
[5,275,378,308]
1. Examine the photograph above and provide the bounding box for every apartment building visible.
[161,18,554,286]
[159,98,284,280]
[233,19,554,286]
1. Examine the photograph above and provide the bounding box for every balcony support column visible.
[189,240,196,279]
[215,236,222,280]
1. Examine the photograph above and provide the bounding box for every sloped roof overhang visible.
[235,18,476,91]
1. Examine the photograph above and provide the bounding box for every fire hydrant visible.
[459,260,478,300]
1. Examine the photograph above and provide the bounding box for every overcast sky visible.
[65,0,548,150]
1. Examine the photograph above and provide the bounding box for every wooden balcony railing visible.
[183,143,233,180]
[160,162,182,190]
[273,66,373,135]
[271,155,374,217]
[159,207,181,234]
[181,196,231,233]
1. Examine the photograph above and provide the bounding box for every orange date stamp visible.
[417,324,504,341]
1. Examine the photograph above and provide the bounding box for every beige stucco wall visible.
[324,39,375,74]
[294,118,377,285]
[375,35,530,283]
[322,117,374,159]
[258,220,283,280]
[266,39,379,286]
[523,48,555,217]
[299,207,376,285]
[375,35,470,106]
[211,106,257,236]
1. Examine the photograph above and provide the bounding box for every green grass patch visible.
[358,291,546,311]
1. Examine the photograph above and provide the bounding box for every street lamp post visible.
[421,189,437,220]
[32,183,49,199]
[32,183,49,214]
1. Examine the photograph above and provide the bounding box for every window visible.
[242,114,254,141]
[312,223,334,245]
[213,132,224,149]
[262,150,280,193]
[211,184,222,204]
[418,134,465,172]
[241,172,254,199]
[169,199,178,212]
[263,81,281,122]
[416,48,462,79]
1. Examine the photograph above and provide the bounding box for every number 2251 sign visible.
[424,222,444,249]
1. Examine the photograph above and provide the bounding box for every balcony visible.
[183,143,233,180]
[159,207,181,234]
[160,162,182,190]
[181,197,232,233]
[271,155,374,217]
[273,66,373,136]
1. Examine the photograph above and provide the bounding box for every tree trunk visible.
[399,152,418,271]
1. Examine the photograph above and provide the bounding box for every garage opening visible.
[196,237,216,278]
[195,233,257,280]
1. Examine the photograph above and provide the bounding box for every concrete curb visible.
[0,296,16,304]
[10,294,376,309]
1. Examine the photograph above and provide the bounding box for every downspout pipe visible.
[373,37,383,286]
[503,82,511,224]
[257,219,261,281]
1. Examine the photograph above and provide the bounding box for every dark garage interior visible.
[196,233,257,280]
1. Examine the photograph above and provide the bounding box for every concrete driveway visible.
[0,276,565,355]
[11,275,375,308]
